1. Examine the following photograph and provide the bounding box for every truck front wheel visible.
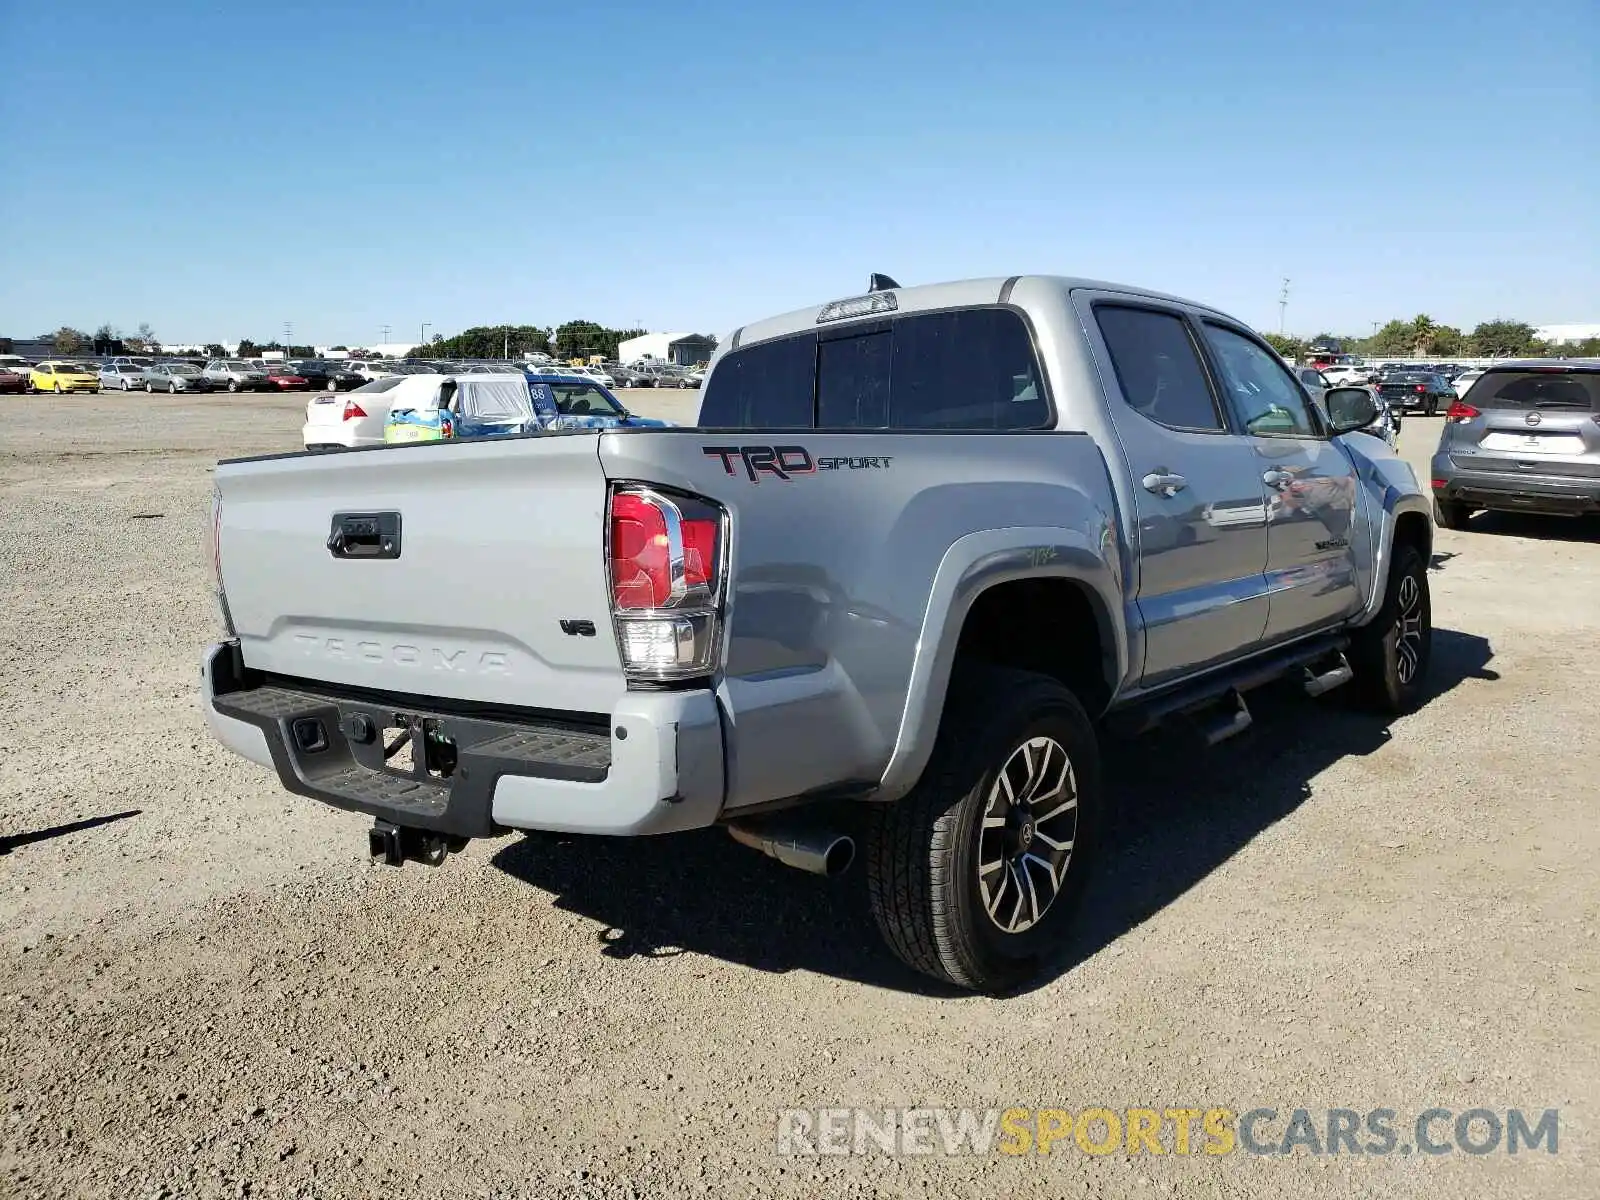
[865,667,1101,994]
[1348,542,1432,714]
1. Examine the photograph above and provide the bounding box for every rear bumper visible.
[200,641,726,839]
[1432,454,1600,514]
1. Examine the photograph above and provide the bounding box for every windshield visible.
[166,364,200,375]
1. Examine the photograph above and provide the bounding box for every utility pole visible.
[1278,278,1290,335]
[380,324,391,347]
[283,321,292,356]
[421,322,430,349]
[503,326,510,360]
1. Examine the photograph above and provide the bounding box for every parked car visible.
[1291,365,1330,405]
[203,272,1432,994]
[1452,368,1487,398]
[610,363,657,388]
[301,375,415,451]
[203,360,271,392]
[1430,360,1600,528]
[1321,365,1369,387]
[142,362,213,393]
[0,368,26,394]
[523,373,674,429]
[344,359,396,382]
[29,361,100,393]
[1377,370,1453,416]
[98,363,148,392]
[384,374,537,443]
[263,366,310,391]
[0,354,33,376]
[290,360,367,392]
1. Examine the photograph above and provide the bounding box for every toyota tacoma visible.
[201,274,1434,993]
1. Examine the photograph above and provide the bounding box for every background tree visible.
[205,344,226,357]
[1468,319,1538,357]
[1429,325,1465,356]
[53,327,91,354]
[1366,319,1416,356]
[1262,333,1310,361]
[236,338,260,356]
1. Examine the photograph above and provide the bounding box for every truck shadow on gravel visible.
[490,627,1496,997]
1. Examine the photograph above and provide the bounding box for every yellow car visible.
[30,361,101,393]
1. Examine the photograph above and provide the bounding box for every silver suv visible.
[202,359,271,392]
[1430,360,1600,527]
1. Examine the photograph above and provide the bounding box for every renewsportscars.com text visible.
[775,1106,1559,1158]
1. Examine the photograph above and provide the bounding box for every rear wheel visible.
[1434,498,1471,530]
[146,382,154,393]
[865,666,1101,994]
[1348,543,1431,714]
[227,380,239,393]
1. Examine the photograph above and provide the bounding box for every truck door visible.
[1195,321,1363,645]
[1084,301,1271,687]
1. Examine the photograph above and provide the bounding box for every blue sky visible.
[2,0,1595,346]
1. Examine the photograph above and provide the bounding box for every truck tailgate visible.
[215,436,625,714]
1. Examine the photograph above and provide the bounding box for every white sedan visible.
[302,375,418,450]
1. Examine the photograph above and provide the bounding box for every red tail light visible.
[1415,384,1426,393]
[341,400,367,420]
[1445,401,1479,422]
[609,491,717,608]
[1430,479,1447,490]
[608,487,724,678]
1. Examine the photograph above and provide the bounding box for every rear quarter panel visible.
[599,430,1125,810]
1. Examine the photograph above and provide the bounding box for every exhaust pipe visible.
[727,818,855,878]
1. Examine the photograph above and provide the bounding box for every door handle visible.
[1262,469,1293,491]
[1141,471,1188,498]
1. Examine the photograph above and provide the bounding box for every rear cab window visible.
[699,307,1050,431]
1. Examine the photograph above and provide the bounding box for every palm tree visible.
[1410,314,1438,356]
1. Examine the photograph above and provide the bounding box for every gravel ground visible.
[1,394,1596,1199]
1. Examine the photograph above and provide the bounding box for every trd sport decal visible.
[702,445,894,482]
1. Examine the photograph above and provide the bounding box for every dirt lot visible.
[1,393,1596,1199]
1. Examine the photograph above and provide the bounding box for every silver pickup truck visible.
[202,274,1434,993]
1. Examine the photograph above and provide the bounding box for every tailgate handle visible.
[327,512,401,560]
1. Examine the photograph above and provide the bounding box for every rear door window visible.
[1093,306,1224,431]
[1473,371,1598,411]
[698,307,1048,431]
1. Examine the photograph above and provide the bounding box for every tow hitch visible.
[367,819,468,868]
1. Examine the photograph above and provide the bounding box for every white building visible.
[616,331,718,367]
[1535,324,1600,346]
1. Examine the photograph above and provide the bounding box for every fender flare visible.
[873,526,1125,802]
[1355,489,1434,625]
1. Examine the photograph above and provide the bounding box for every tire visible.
[227,380,239,393]
[1434,498,1470,530]
[146,382,154,393]
[865,666,1101,994]
[53,382,61,393]
[1347,543,1432,715]
[169,383,178,394]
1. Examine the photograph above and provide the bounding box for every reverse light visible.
[341,400,368,421]
[608,487,725,678]
[1445,401,1479,422]
[816,291,898,324]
